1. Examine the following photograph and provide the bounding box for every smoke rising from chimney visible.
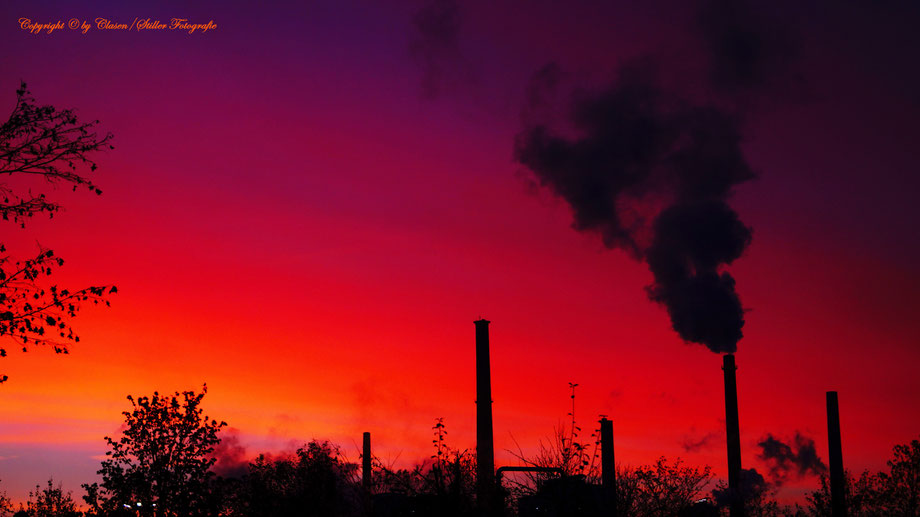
[681,429,722,453]
[712,467,770,508]
[757,432,828,485]
[513,0,804,353]
[514,60,754,353]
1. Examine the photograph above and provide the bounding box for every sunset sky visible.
[1,0,919,506]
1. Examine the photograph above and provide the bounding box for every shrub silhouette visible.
[224,440,361,517]
[25,478,80,517]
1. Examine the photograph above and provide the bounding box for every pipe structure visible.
[475,319,495,515]
[363,431,372,491]
[827,392,846,517]
[600,418,617,517]
[723,354,744,517]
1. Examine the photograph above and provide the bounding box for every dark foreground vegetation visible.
[1,386,919,517]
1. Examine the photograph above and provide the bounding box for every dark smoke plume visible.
[681,429,722,452]
[515,60,754,353]
[512,0,804,352]
[409,0,463,99]
[712,467,770,507]
[757,432,827,485]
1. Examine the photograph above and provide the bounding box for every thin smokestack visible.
[475,319,495,514]
[826,392,846,517]
[363,431,372,491]
[723,354,744,516]
[600,417,617,517]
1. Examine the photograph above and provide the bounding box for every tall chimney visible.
[826,391,846,517]
[723,354,744,517]
[600,418,617,517]
[475,319,495,514]
[363,431,372,491]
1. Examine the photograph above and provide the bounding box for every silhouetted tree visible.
[25,478,80,517]
[82,386,225,517]
[616,457,713,516]
[360,418,477,516]
[225,440,360,517]
[419,418,477,515]
[805,437,920,516]
[369,458,427,496]
[805,470,885,516]
[0,82,111,223]
[882,437,920,516]
[0,82,115,383]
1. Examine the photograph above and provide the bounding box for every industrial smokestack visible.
[475,319,495,514]
[363,431,372,491]
[723,354,744,517]
[600,417,617,517]
[826,392,846,517]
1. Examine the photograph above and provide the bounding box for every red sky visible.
[1,0,919,506]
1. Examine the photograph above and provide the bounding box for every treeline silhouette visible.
[2,386,919,517]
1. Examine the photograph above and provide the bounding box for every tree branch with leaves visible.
[1,82,112,225]
[0,81,116,383]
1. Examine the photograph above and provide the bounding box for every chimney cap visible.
[474,318,491,325]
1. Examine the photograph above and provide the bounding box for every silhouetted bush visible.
[367,419,477,517]
[0,479,13,517]
[23,479,80,517]
[224,441,361,517]
[506,384,602,509]
[616,457,713,516]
